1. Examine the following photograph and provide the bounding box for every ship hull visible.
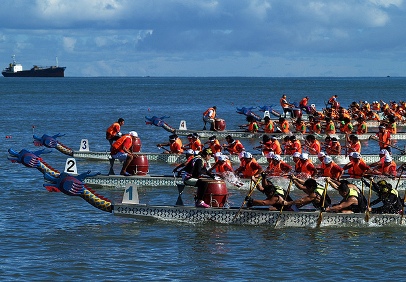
[2,67,66,77]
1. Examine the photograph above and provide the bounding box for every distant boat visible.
[2,55,66,77]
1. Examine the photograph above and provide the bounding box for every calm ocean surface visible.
[1,77,406,281]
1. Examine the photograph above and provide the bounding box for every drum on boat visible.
[196,179,228,207]
[214,119,226,131]
[126,154,149,175]
[293,108,302,118]
[132,137,142,152]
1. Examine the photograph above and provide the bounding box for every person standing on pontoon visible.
[106,118,124,145]
[280,94,295,118]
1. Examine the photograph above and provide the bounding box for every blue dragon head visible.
[145,116,170,127]
[43,170,100,196]
[33,133,65,148]
[258,105,275,112]
[8,148,50,168]
[236,106,256,116]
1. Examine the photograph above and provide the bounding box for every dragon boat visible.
[33,133,406,168]
[8,147,406,227]
[83,173,406,191]
[71,150,406,165]
[245,105,406,132]
[145,116,406,141]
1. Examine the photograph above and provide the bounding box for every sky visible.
[0,0,405,77]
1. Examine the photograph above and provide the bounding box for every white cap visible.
[243,152,253,159]
[266,152,275,158]
[239,151,246,159]
[384,155,393,162]
[379,149,389,155]
[185,149,194,155]
[292,152,301,158]
[128,131,138,137]
[323,156,333,164]
[214,152,222,158]
[300,153,309,160]
[318,152,326,158]
[351,152,361,159]
[272,154,282,161]
[218,155,228,161]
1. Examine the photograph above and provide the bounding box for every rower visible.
[173,149,195,177]
[240,116,259,133]
[283,177,331,211]
[295,152,317,178]
[319,156,343,180]
[342,152,371,179]
[205,135,222,154]
[245,176,294,211]
[156,134,184,154]
[325,179,367,213]
[371,155,397,178]
[264,154,292,176]
[375,125,392,153]
[222,135,245,155]
[305,134,321,155]
[234,152,263,179]
[368,180,402,214]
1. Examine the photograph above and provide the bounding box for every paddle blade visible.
[365,211,370,222]
[316,212,323,227]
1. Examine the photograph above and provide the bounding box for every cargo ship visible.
[2,55,66,77]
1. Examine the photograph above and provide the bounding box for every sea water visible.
[1,77,406,281]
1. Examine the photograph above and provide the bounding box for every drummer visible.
[202,106,216,130]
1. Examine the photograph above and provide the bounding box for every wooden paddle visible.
[274,177,293,228]
[316,180,329,228]
[365,178,373,222]
[232,177,262,221]
[344,133,348,157]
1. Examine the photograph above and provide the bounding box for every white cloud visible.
[0,0,405,76]
[63,37,76,52]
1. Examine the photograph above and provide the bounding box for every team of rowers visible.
[155,98,406,210]
[239,96,405,135]
[106,99,406,211]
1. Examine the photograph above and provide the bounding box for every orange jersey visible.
[106,122,121,139]
[170,138,184,154]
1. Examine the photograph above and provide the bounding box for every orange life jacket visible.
[377,130,391,148]
[203,107,216,119]
[281,120,290,133]
[111,135,131,155]
[106,122,120,139]
[242,159,260,178]
[297,159,315,176]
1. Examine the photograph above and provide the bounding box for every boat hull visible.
[168,129,406,140]
[72,151,406,165]
[84,174,406,190]
[113,204,406,227]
